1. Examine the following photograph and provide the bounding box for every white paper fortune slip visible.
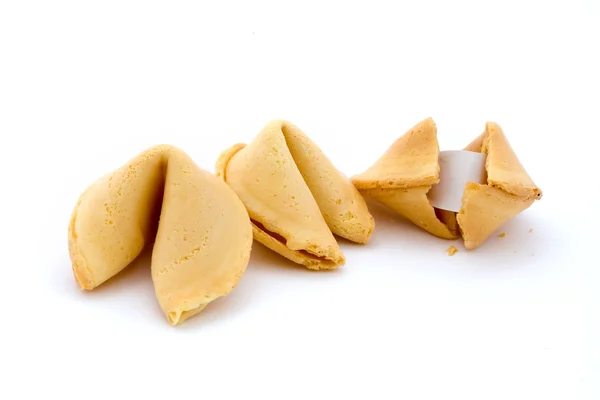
[427,150,487,212]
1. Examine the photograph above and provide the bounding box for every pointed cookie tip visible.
[350,117,440,190]
[422,116,437,128]
[480,122,542,200]
[167,301,212,326]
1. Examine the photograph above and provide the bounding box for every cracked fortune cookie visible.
[216,120,375,270]
[351,118,542,249]
[68,145,253,325]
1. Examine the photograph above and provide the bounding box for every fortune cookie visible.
[216,120,374,270]
[68,145,253,325]
[351,118,542,249]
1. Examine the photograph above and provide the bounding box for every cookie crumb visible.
[446,245,458,256]
[498,232,506,238]
[529,228,533,232]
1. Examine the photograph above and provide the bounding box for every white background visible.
[1,1,599,399]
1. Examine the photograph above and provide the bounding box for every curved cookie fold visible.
[68,145,253,325]
[351,119,541,249]
[216,120,374,270]
[457,122,542,249]
[352,118,458,240]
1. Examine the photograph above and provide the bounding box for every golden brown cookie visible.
[353,118,458,239]
[216,120,374,270]
[68,145,253,325]
[351,118,541,249]
[457,122,542,248]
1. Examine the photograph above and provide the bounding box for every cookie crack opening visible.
[251,219,335,262]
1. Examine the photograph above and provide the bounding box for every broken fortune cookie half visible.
[216,120,375,270]
[351,118,542,249]
[68,145,253,325]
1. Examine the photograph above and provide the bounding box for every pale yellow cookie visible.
[351,119,541,249]
[216,120,374,270]
[68,145,253,325]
